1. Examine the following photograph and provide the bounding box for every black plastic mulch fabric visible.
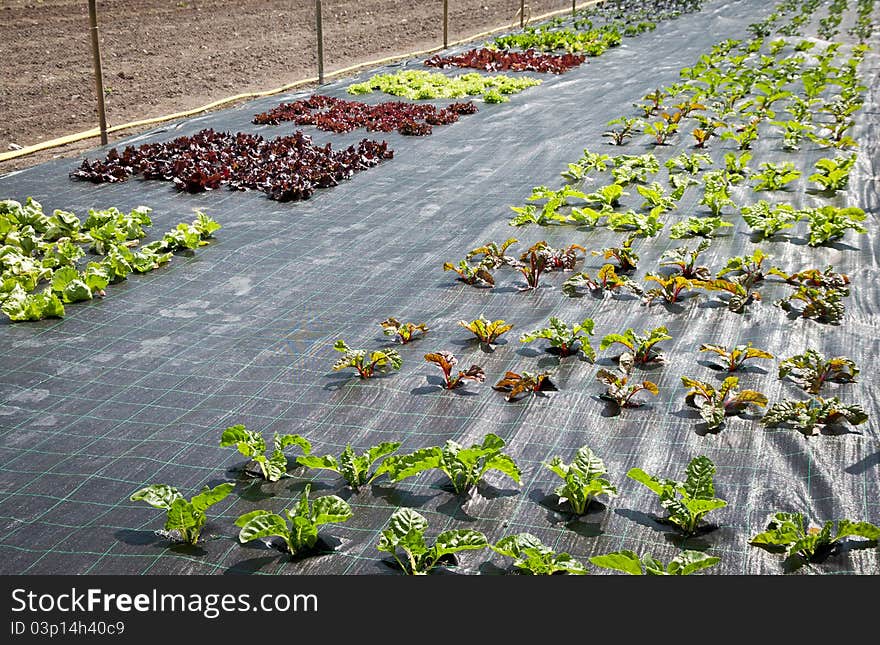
[0,0,878,575]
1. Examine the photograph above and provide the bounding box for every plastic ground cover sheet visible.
[0,0,878,575]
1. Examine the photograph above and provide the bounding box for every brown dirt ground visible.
[0,0,575,174]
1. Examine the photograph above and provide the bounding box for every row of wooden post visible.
[87,1,581,147]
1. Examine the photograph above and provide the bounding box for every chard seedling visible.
[493,534,588,575]
[377,507,488,575]
[769,119,813,150]
[508,203,567,227]
[375,433,521,494]
[740,201,801,239]
[443,258,495,286]
[517,245,548,291]
[332,340,402,378]
[600,325,671,365]
[627,456,727,535]
[519,317,596,359]
[642,274,705,306]
[380,317,428,344]
[590,549,720,575]
[769,265,849,290]
[519,241,585,272]
[699,342,773,372]
[802,205,867,247]
[658,239,711,280]
[665,152,712,175]
[423,351,486,389]
[562,264,643,298]
[236,484,352,556]
[809,154,856,193]
[597,355,659,410]
[717,248,774,283]
[603,117,642,145]
[220,425,311,482]
[751,512,880,567]
[720,118,760,150]
[681,376,767,430]
[704,276,761,313]
[669,216,733,239]
[606,210,664,237]
[297,442,401,489]
[643,115,679,145]
[466,237,518,268]
[761,397,868,436]
[130,482,234,545]
[750,161,801,191]
[777,349,858,395]
[458,315,513,346]
[775,284,847,324]
[593,234,639,272]
[698,170,735,216]
[545,446,617,514]
[493,370,556,402]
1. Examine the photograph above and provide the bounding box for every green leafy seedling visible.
[130,482,234,545]
[599,325,671,364]
[627,456,727,535]
[493,533,588,575]
[236,483,352,557]
[751,512,880,569]
[297,442,401,490]
[519,317,596,359]
[375,433,521,495]
[590,549,719,575]
[220,424,311,482]
[377,507,488,575]
[545,446,617,514]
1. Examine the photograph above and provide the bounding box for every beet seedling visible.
[380,317,428,344]
[519,317,596,359]
[717,249,774,282]
[377,507,488,575]
[465,237,518,268]
[761,397,868,436]
[775,284,847,325]
[297,442,401,490]
[681,376,767,430]
[130,482,234,545]
[562,264,644,298]
[699,342,774,372]
[519,241,585,272]
[597,356,659,411]
[703,276,761,313]
[590,549,720,575]
[593,234,639,272]
[423,351,485,390]
[493,533,588,575]
[458,315,513,346]
[332,339,402,378]
[493,370,556,402]
[236,483,353,557]
[627,456,727,535]
[658,239,711,280]
[443,258,495,287]
[220,425,311,482]
[642,274,705,306]
[544,446,617,514]
[375,433,521,495]
[778,349,858,395]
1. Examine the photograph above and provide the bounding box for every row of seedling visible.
[133,436,879,573]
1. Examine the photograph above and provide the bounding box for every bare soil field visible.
[0,0,571,172]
